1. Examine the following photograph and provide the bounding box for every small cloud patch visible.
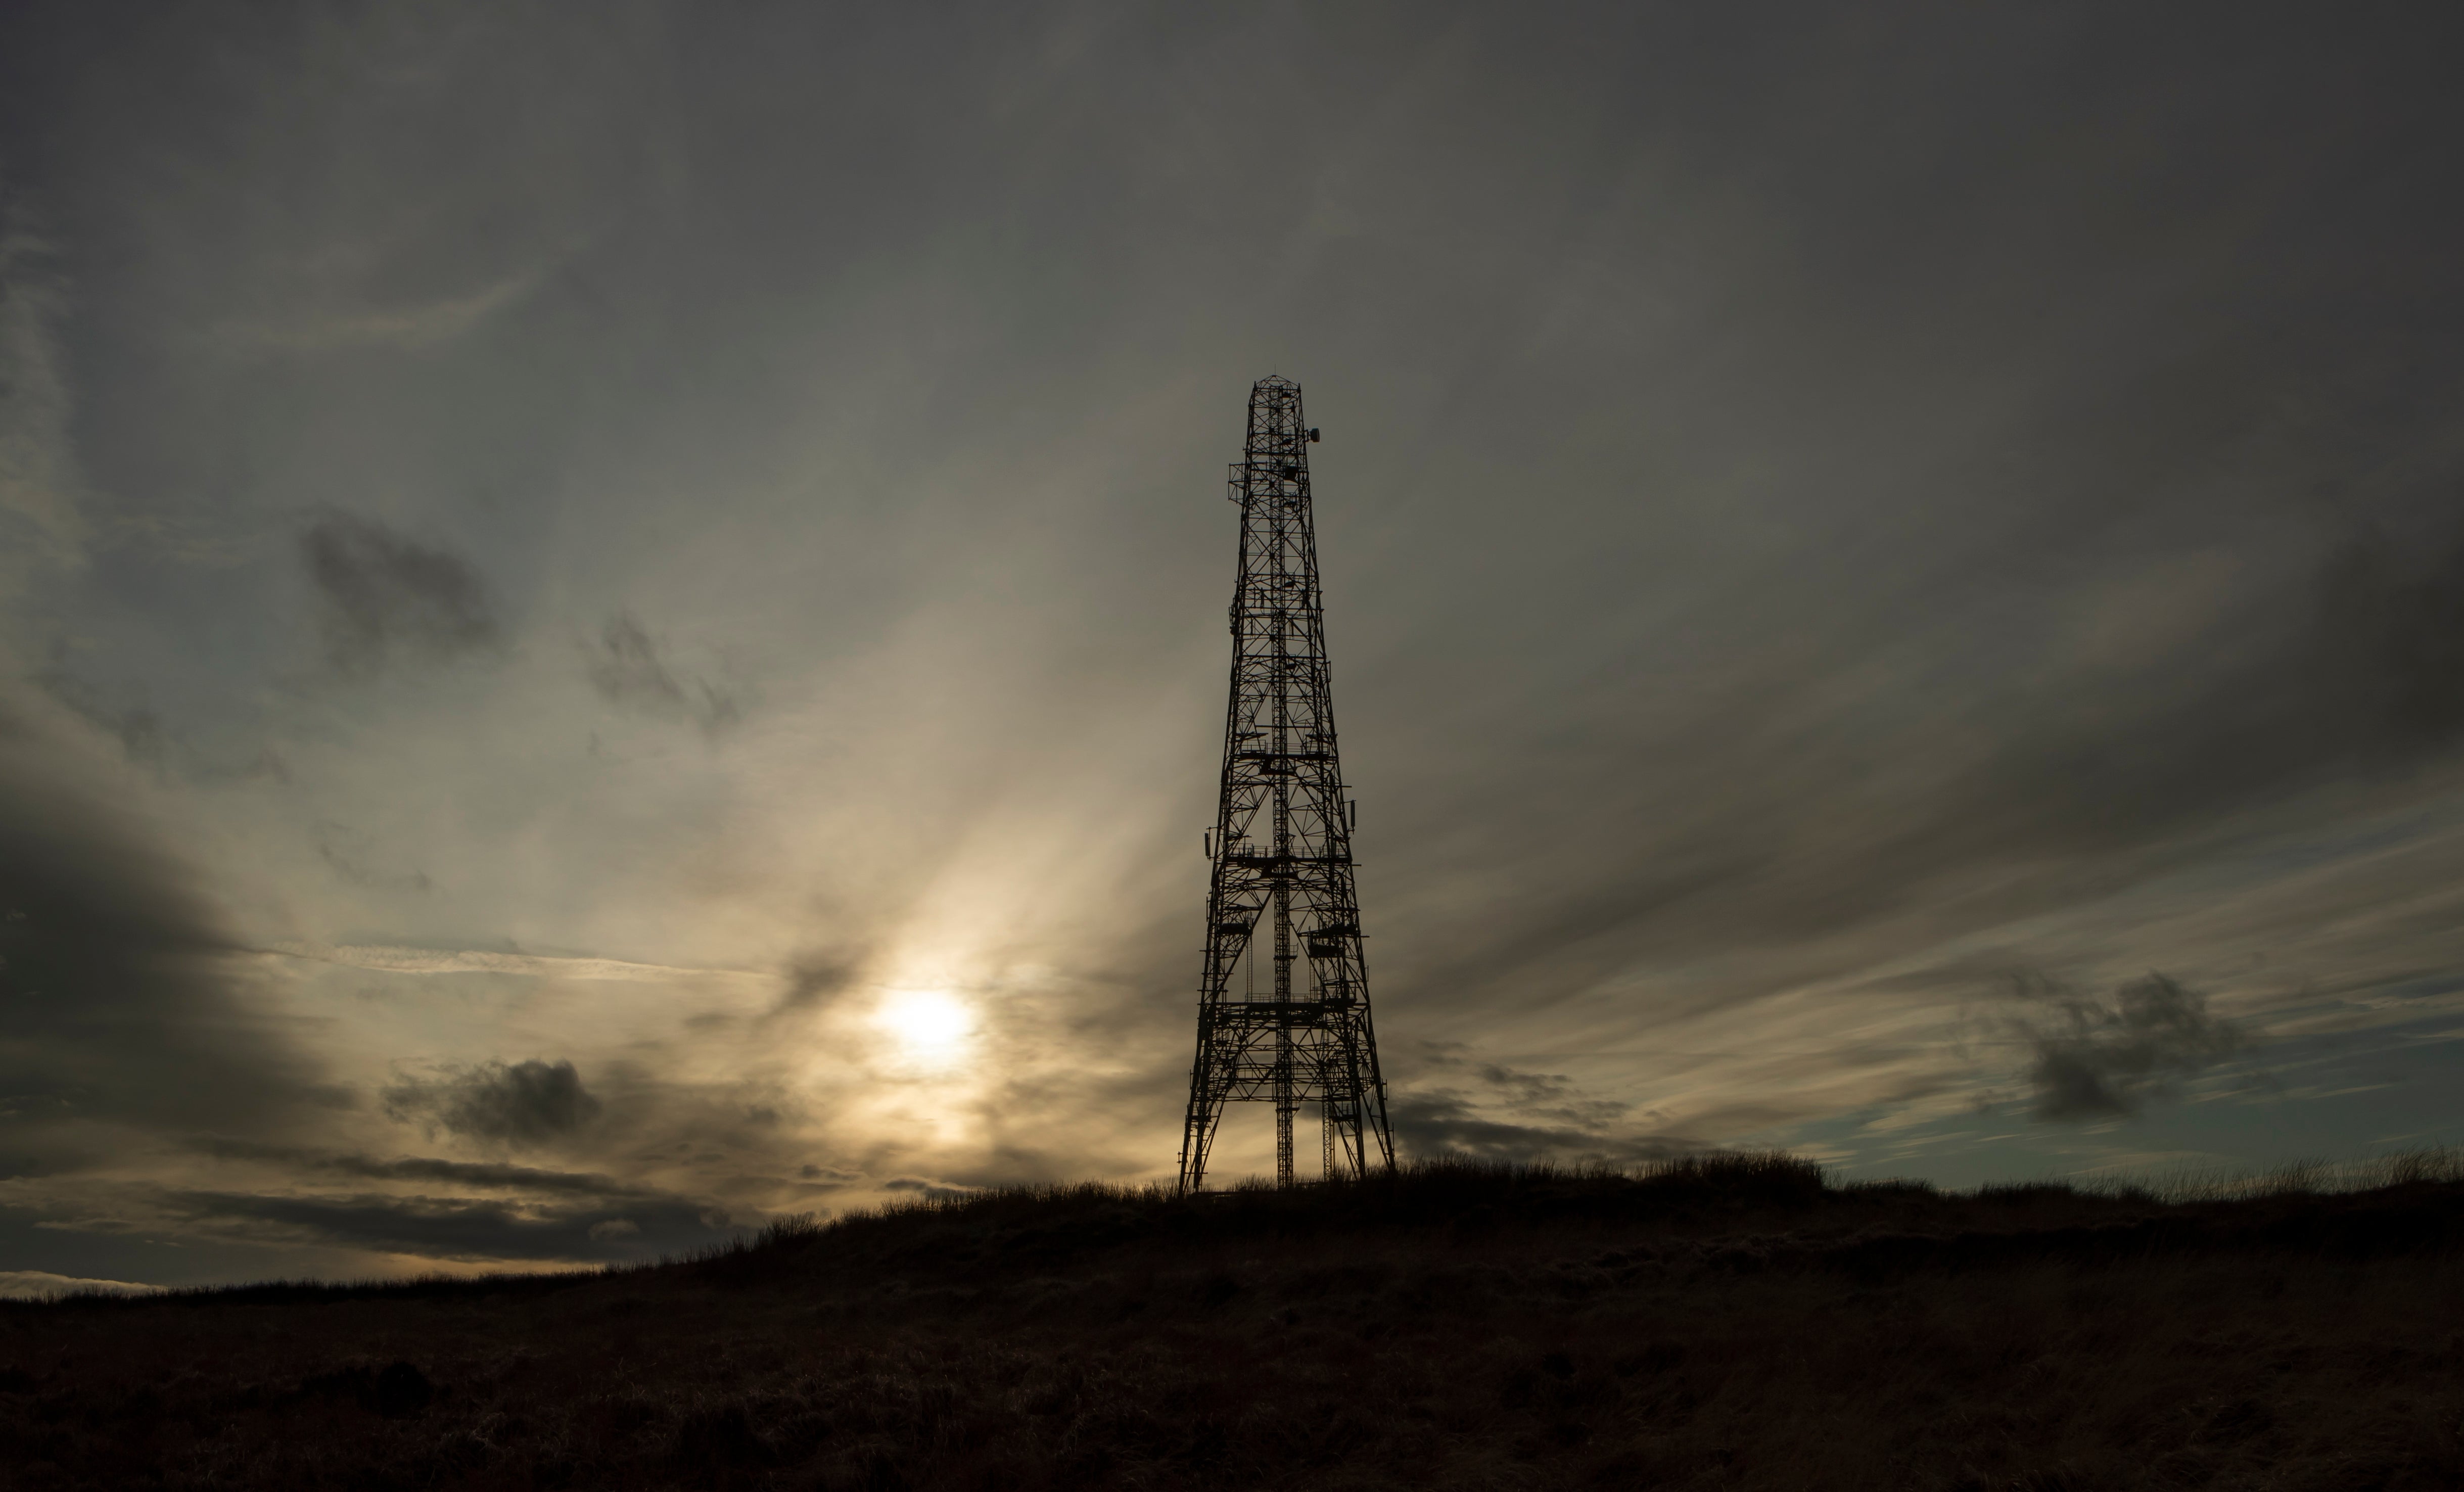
[300,513,498,672]
[382,1059,602,1145]
[582,611,740,733]
[2014,972,2246,1121]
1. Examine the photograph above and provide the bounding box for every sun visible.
[873,990,975,1060]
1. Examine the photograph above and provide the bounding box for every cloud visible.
[0,204,86,584]
[0,696,340,1145]
[191,1138,661,1200]
[26,1137,757,1262]
[2308,527,2464,759]
[582,611,741,733]
[764,957,864,1021]
[1471,1063,1634,1129]
[0,1270,162,1299]
[32,668,167,767]
[12,0,2464,1275]
[1410,518,2464,1041]
[217,268,544,353]
[141,1186,720,1262]
[308,821,433,894]
[298,512,499,672]
[381,1060,603,1145]
[1386,1091,1689,1166]
[1386,1049,1681,1164]
[268,941,754,984]
[2014,973,2246,1121]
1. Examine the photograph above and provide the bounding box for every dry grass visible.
[2072,1146,2464,1205]
[3,1151,2461,1489]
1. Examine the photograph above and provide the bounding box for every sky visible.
[3,1,2463,1290]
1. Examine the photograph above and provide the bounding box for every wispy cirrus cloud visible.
[267,942,761,983]
[216,267,546,354]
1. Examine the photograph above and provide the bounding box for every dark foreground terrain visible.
[5,1155,2463,1490]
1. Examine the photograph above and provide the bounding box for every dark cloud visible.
[1471,1063,1634,1130]
[582,611,740,733]
[156,1140,747,1255]
[192,1138,656,1200]
[382,1059,602,1145]
[148,1186,721,1262]
[1387,1091,1690,1167]
[0,700,339,1146]
[2013,973,2245,1122]
[299,512,498,672]
[764,957,863,1022]
[1387,1050,1679,1164]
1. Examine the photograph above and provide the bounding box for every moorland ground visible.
[4,1154,2462,1490]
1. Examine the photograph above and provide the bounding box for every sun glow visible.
[873,989,975,1061]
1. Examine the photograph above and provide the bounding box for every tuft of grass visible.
[2073,1145,2464,1204]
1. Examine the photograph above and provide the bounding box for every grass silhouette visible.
[4,1151,2461,1488]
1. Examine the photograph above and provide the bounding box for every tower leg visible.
[1275,1017,1295,1188]
[1276,1096,1294,1188]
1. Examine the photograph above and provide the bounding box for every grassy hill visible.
[5,1153,2462,1490]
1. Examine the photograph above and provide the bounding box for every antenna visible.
[1176,376,1395,1191]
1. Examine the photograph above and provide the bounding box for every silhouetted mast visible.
[1178,376,1394,1191]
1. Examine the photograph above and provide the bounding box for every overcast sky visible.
[4,1,2463,1288]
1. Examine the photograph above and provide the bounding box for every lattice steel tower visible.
[1178,375,1394,1192]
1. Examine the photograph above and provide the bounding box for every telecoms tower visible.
[1177,376,1395,1192]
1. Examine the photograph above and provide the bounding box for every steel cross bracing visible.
[1177,375,1395,1192]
